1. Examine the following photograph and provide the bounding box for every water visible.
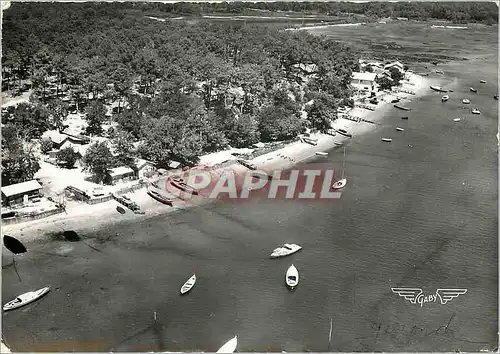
[2,40,498,354]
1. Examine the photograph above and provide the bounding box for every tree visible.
[305,92,337,132]
[40,138,53,154]
[47,99,69,130]
[376,74,394,91]
[1,126,41,186]
[84,100,107,135]
[389,67,404,85]
[111,129,136,169]
[56,146,80,168]
[83,142,114,184]
[258,106,304,142]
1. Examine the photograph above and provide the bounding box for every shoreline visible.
[2,73,436,243]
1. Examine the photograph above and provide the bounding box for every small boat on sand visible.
[480,80,487,83]
[336,129,352,137]
[453,118,461,122]
[116,206,126,214]
[147,189,174,206]
[180,274,196,295]
[441,95,449,102]
[462,98,470,104]
[430,85,447,93]
[334,142,343,146]
[270,244,302,258]
[382,138,392,142]
[286,264,299,290]
[394,104,412,111]
[391,98,400,103]
[471,108,481,115]
[3,287,50,311]
[217,336,238,353]
[396,127,404,131]
[470,87,477,93]
[401,116,409,120]
[315,152,328,157]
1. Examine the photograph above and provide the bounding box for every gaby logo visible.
[391,288,468,307]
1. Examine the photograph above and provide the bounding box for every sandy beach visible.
[2,73,435,243]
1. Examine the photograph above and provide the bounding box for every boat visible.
[180,274,196,295]
[116,206,126,214]
[462,98,470,104]
[315,152,328,157]
[393,104,412,111]
[401,116,409,120]
[391,98,400,103]
[396,127,404,131]
[270,244,302,258]
[435,70,444,74]
[381,138,392,142]
[334,142,343,146]
[3,287,50,311]
[441,95,449,102]
[217,336,238,353]
[328,318,333,351]
[470,87,477,93]
[453,118,461,122]
[480,80,487,83]
[336,129,352,138]
[494,95,499,100]
[332,146,347,190]
[285,264,299,290]
[147,189,174,206]
[430,85,448,93]
[471,108,481,115]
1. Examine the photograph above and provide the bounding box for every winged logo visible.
[391,288,423,304]
[436,289,467,304]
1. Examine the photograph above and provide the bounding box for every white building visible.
[351,72,378,92]
[384,61,405,73]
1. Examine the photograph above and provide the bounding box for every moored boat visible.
[471,108,481,115]
[217,336,238,353]
[494,95,499,100]
[116,206,126,214]
[334,142,343,146]
[453,118,461,122]
[393,104,412,111]
[430,85,447,93]
[441,95,449,102]
[401,116,409,120]
[396,127,404,131]
[315,152,328,157]
[180,274,196,295]
[286,264,299,290]
[391,98,400,103]
[480,80,487,83]
[270,244,302,258]
[462,98,470,104]
[470,87,477,93]
[3,287,50,311]
[332,146,347,190]
[381,138,392,142]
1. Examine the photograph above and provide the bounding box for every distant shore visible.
[2,73,436,243]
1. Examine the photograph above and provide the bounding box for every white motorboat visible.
[430,85,447,93]
[453,118,461,122]
[180,274,196,295]
[471,108,481,115]
[381,138,392,142]
[480,80,487,83]
[332,146,347,190]
[441,95,449,102]
[3,287,50,311]
[270,244,302,258]
[396,127,405,132]
[462,98,470,104]
[286,264,299,290]
[217,336,237,353]
[315,152,328,156]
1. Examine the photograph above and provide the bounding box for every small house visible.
[384,61,405,73]
[108,166,136,185]
[351,72,378,92]
[136,158,156,178]
[1,180,43,206]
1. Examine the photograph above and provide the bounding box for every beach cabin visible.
[136,158,156,179]
[351,72,377,92]
[108,166,136,185]
[1,180,43,207]
[384,61,405,73]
